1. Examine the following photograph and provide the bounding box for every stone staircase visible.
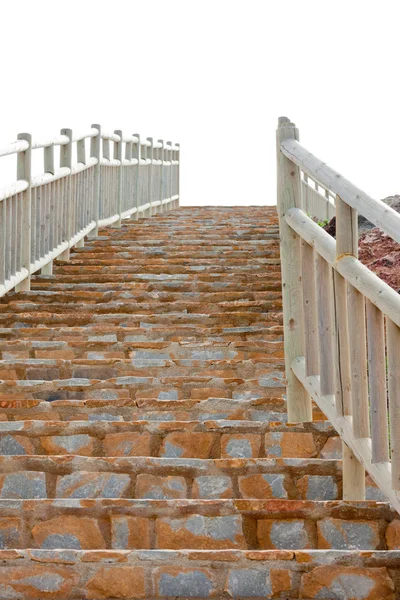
[0,206,398,598]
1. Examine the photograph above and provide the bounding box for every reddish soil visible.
[323,217,400,292]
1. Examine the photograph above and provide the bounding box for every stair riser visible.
[0,499,395,551]
[0,549,398,599]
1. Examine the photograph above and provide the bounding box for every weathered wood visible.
[342,442,365,501]
[315,254,335,396]
[281,137,400,244]
[276,117,311,422]
[284,207,400,328]
[366,299,389,463]
[90,124,101,236]
[347,284,370,439]
[15,133,31,292]
[387,318,400,489]
[301,240,319,376]
[291,357,397,508]
[332,271,352,416]
[333,195,354,418]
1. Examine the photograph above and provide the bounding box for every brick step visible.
[0,359,284,381]
[1,548,396,599]
[0,499,396,551]
[0,300,283,315]
[0,396,323,423]
[0,455,343,500]
[0,339,284,361]
[0,420,337,458]
[0,324,283,343]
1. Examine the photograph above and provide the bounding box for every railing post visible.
[90,124,101,236]
[41,142,55,273]
[132,134,140,220]
[158,139,164,213]
[114,130,123,228]
[166,141,173,212]
[59,129,72,260]
[175,143,180,209]
[335,193,366,500]
[147,137,153,216]
[276,117,312,422]
[75,136,86,248]
[15,133,32,291]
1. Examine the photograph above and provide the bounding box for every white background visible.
[1,0,399,206]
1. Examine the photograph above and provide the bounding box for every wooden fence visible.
[277,116,400,510]
[0,126,180,295]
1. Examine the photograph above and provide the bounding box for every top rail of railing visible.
[276,116,400,514]
[0,124,180,296]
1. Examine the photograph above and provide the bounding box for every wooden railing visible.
[0,126,180,295]
[277,116,400,510]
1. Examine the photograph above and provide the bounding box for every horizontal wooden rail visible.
[277,116,400,510]
[0,124,180,295]
[281,136,400,244]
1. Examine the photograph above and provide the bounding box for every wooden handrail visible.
[0,124,180,295]
[277,116,400,509]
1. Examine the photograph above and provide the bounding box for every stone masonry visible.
[0,206,399,598]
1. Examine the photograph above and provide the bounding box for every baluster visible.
[15,133,31,291]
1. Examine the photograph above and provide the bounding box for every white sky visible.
[1,0,399,206]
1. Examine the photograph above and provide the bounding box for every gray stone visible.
[194,476,232,499]
[168,515,242,542]
[56,472,130,498]
[158,570,214,597]
[0,435,28,455]
[269,520,309,549]
[41,534,81,549]
[224,438,253,458]
[226,569,271,597]
[318,519,379,550]
[51,435,91,453]
[0,472,46,499]
[305,475,338,500]
[263,474,287,498]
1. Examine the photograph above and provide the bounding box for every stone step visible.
[0,419,338,458]
[0,372,287,405]
[0,311,282,328]
[0,290,283,305]
[0,499,396,551]
[0,300,283,315]
[0,455,343,500]
[30,280,282,292]
[0,339,284,361]
[0,324,283,343]
[0,396,323,423]
[0,548,398,599]
[0,358,285,382]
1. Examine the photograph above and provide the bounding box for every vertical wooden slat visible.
[387,318,400,489]
[301,240,319,376]
[114,130,123,227]
[15,132,31,290]
[366,300,389,463]
[332,270,352,416]
[342,442,366,500]
[90,124,101,236]
[60,129,72,260]
[315,254,335,396]
[133,134,140,219]
[0,198,5,285]
[276,117,311,422]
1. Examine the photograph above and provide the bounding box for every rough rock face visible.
[0,206,398,598]
[359,228,400,292]
[323,195,400,291]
